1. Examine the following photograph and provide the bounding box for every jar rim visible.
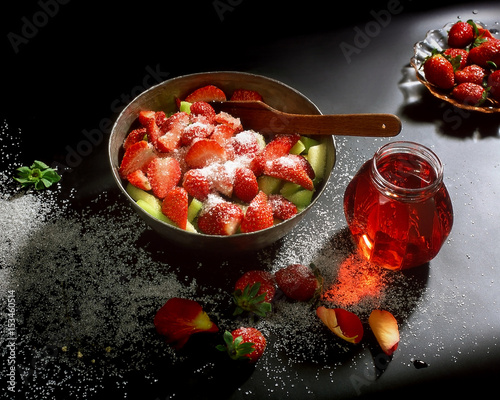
[370,141,444,199]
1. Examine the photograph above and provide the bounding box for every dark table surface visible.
[2,1,499,399]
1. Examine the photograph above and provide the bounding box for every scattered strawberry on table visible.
[119,85,328,235]
[216,327,267,363]
[421,19,500,107]
[153,265,400,364]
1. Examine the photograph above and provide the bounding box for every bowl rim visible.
[108,71,336,245]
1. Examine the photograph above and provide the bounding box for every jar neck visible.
[369,141,444,202]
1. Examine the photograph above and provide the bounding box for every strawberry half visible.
[233,167,259,203]
[275,263,321,301]
[230,89,263,101]
[184,85,227,103]
[240,191,274,233]
[138,110,155,127]
[185,138,227,169]
[119,140,156,178]
[190,101,216,123]
[197,201,243,236]
[268,194,297,220]
[316,306,364,344]
[182,169,211,201]
[264,155,314,191]
[154,297,218,350]
[147,157,182,199]
[233,270,276,317]
[162,186,188,229]
[217,327,266,363]
[126,169,151,191]
[123,127,146,150]
[251,133,300,175]
[368,310,399,356]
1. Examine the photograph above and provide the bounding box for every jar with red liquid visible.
[343,141,453,270]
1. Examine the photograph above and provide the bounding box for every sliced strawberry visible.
[265,155,314,191]
[268,194,298,220]
[180,116,214,146]
[316,306,364,344]
[123,127,146,150]
[231,130,261,157]
[138,110,155,127]
[211,124,236,147]
[160,112,190,134]
[184,85,227,103]
[190,101,216,123]
[233,167,259,203]
[233,270,276,317]
[217,328,266,363]
[126,169,151,191]
[368,310,399,356]
[182,169,211,201]
[155,111,168,127]
[240,191,274,233]
[213,111,243,132]
[119,140,156,178]
[275,263,321,301]
[146,118,162,147]
[147,157,182,199]
[230,89,263,101]
[251,133,300,175]
[185,138,227,169]
[154,297,218,350]
[162,186,189,229]
[197,201,243,236]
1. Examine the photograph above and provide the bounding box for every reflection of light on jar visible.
[344,141,453,270]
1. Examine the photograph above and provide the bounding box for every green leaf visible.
[13,160,61,190]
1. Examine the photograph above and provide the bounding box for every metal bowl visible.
[108,71,336,252]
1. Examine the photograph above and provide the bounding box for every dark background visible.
[2,0,473,166]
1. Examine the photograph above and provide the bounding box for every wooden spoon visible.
[211,101,401,137]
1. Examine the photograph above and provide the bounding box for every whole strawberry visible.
[233,270,276,317]
[487,70,500,102]
[275,263,322,301]
[448,20,474,48]
[217,327,266,363]
[468,39,500,68]
[452,82,487,106]
[423,53,455,89]
[455,64,487,85]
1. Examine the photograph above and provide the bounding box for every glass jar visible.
[343,141,453,270]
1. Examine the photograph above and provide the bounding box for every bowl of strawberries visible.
[411,20,500,112]
[108,71,336,252]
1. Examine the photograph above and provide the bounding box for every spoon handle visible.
[211,101,401,137]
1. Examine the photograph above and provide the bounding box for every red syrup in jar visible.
[344,142,453,270]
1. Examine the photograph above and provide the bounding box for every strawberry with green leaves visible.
[233,270,276,317]
[447,20,475,48]
[423,52,455,89]
[154,297,218,349]
[217,327,266,363]
[452,82,488,106]
[487,70,500,102]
